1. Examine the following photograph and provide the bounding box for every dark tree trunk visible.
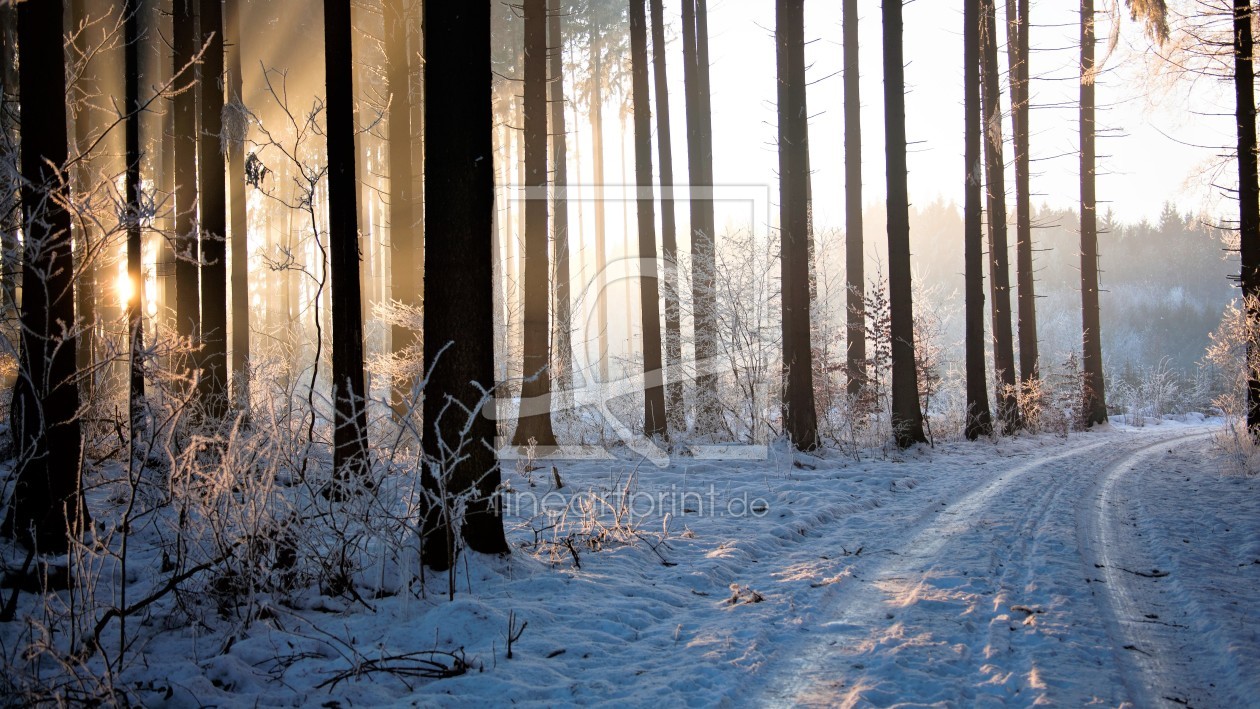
[513,0,558,448]
[964,0,994,440]
[590,24,610,383]
[0,4,15,319]
[882,0,927,448]
[630,0,667,439]
[549,0,574,399]
[199,0,228,418]
[981,0,1019,431]
[125,0,146,436]
[1007,0,1038,387]
[776,0,818,451]
[3,0,88,554]
[226,0,249,409]
[843,0,866,400]
[686,0,719,433]
[650,0,685,433]
[1079,0,1108,425]
[324,0,370,482]
[385,0,417,418]
[173,1,200,347]
[421,0,510,570]
[1236,0,1260,437]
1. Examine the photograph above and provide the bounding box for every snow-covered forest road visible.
[756,425,1258,708]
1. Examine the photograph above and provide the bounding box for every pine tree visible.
[843,0,867,399]
[965,0,994,439]
[199,0,228,418]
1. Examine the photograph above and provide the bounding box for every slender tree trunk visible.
[776,0,818,451]
[682,0,719,433]
[226,0,249,409]
[1236,0,1260,437]
[174,0,200,354]
[882,0,927,448]
[160,1,177,330]
[590,25,610,382]
[125,0,146,437]
[0,4,15,319]
[981,0,1019,431]
[513,0,558,448]
[630,0,667,439]
[70,0,97,396]
[3,0,88,554]
[842,0,866,399]
[421,0,510,570]
[385,0,417,418]
[549,0,574,398]
[649,0,684,432]
[965,0,994,439]
[324,0,371,483]
[1007,0,1038,387]
[199,0,228,418]
[1079,0,1108,425]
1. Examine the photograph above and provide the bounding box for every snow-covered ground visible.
[4,418,1258,707]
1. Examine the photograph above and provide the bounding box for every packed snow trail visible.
[1082,430,1260,708]
[757,426,1222,707]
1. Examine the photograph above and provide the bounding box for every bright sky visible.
[650,0,1238,230]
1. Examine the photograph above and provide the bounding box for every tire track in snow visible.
[1079,429,1249,709]
[753,427,1215,707]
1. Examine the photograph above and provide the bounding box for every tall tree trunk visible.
[0,4,15,319]
[1236,0,1260,437]
[199,0,228,418]
[1007,0,1038,387]
[174,1,200,361]
[590,25,610,382]
[226,0,249,409]
[125,0,146,437]
[549,0,574,398]
[3,0,88,554]
[1079,0,1108,425]
[513,0,558,448]
[630,0,667,439]
[421,0,510,571]
[842,0,866,399]
[650,0,684,432]
[682,0,719,433]
[981,0,1019,431]
[69,0,97,397]
[965,0,994,440]
[160,0,177,330]
[882,0,927,448]
[385,0,417,418]
[324,0,371,483]
[776,0,818,451]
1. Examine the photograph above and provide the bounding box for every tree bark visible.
[69,0,97,396]
[3,0,88,554]
[682,0,719,433]
[589,24,610,383]
[422,0,510,570]
[1007,0,1038,387]
[125,0,146,436]
[650,0,685,433]
[777,0,818,451]
[549,0,573,401]
[630,0,667,439]
[324,0,371,483]
[385,0,417,418]
[174,0,200,347]
[513,0,558,448]
[965,0,994,439]
[882,0,927,448]
[843,0,866,400]
[199,0,228,418]
[1236,0,1260,437]
[981,0,1019,431]
[226,0,249,409]
[1080,0,1108,425]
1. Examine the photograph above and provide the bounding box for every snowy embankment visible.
[5,418,1257,707]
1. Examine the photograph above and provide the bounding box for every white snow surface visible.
[5,418,1259,707]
